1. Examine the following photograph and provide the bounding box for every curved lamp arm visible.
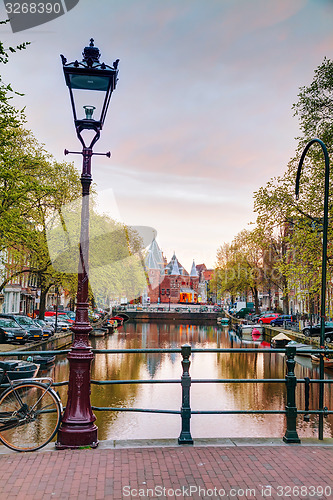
[295,138,330,343]
[295,137,330,442]
[295,138,329,200]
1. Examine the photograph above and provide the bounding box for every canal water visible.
[50,322,333,441]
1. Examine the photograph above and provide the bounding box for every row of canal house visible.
[0,249,68,316]
[143,238,213,305]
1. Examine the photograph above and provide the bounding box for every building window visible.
[161,289,165,295]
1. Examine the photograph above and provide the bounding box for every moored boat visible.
[286,340,315,357]
[238,324,263,334]
[217,317,229,325]
[28,354,56,368]
[108,314,129,327]
[271,333,291,348]
[311,355,333,368]
[0,360,39,381]
[252,328,262,341]
[90,328,107,337]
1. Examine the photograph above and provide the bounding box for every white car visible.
[44,316,71,332]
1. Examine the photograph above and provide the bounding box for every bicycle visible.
[0,360,62,452]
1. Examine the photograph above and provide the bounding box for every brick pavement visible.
[0,443,332,500]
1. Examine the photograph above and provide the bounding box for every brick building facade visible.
[144,239,200,304]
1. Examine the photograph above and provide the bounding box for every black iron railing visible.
[1,345,332,443]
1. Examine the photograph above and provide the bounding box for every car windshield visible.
[47,317,67,323]
[15,316,33,325]
[0,319,20,328]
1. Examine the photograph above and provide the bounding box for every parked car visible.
[44,311,74,321]
[0,317,29,344]
[302,321,333,337]
[250,311,275,322]
[258,313,280,324]
[33,319,54,338]
[64,311,75,321]
[0,314,44,341]
[235,307,254,319]
[270,315,293,327]
[44,316,71,332]
[325,332,333,343]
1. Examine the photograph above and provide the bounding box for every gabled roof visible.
[170,258,180,275]
[196,263,207,275]
[166,253,188,276]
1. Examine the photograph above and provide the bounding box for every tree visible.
[253,57,333,314]
[46,196,147,312]
[0,20,30,66]
[216,229,267,313]
[293,57,333,149]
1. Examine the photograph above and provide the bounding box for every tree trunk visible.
[253,287,260,313]
[38,281,52,320]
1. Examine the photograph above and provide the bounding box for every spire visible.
[190,260,198,277]
[146,250,159,270]
[170,258,180,275]
[145,238,164,272]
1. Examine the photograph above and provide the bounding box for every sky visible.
[1,0,333,272]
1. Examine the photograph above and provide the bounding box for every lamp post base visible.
[283,431,301,444]
[56,424,98,449]
[56,337,98,449]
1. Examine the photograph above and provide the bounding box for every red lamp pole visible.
[56,40,118,448]
[56,147,98,449]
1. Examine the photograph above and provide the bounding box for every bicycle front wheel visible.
[0,382,61,452]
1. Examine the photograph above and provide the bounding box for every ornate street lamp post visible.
[56,40,119,448]
[296,138,330,441]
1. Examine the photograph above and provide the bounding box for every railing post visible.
[283,346,301,443]
[303,377,310,422]
[178,344,193,445]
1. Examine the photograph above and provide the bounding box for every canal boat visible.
[28,354,56,368]
[110,313,130,326]
[217,317,229,325]
[270,333,291,348]
[286,340,315,357]
[0,360,39,381]
[238,324,263,334]
[252,328,262,340]
[311,355,333,368]
[90,328,107,337]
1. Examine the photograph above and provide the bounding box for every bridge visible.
[0,437,332,499]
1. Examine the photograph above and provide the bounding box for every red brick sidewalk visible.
[0,444,332,500]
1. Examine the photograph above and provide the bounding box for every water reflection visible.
[47,323,333,441]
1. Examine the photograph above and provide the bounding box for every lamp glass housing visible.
[62,57,117,129]
[67,73,111,92]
